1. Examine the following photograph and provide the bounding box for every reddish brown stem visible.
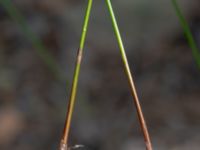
[105,0,153,149]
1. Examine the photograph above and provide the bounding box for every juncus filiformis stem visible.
[59,0,93,149]
[105,0,153,149]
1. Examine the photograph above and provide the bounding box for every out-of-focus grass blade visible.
[172,0,200,70]
[0,0,62,79]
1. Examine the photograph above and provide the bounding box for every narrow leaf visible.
[0,0,62,79]
[172,0,200,69]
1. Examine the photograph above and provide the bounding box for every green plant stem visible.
[59,0,93,149]
[0,0,62,79]
[172,0,200,70]
[105,0,153,150]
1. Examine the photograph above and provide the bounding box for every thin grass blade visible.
[172,0,200,69]
[0,0,62,79]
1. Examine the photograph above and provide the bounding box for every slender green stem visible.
[0,0,62,79]
[172,0,200,70]
[59,0,93,149]
[105,0,153,150]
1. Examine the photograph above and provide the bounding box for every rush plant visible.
[0,0,62,79]
[172,0,200,70]
[59,0,152,150]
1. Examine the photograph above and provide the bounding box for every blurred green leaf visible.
[0,0,63,79]
[172,0,200,70]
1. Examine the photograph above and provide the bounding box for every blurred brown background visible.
[0,0,200,149]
